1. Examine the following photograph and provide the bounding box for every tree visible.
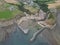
[33,0,56,20]
[7,1,32,14]
[20,2,33,14]
[33,0,50,13]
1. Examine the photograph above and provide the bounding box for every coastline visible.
[0,14,24,27]
[0,14,25,42]
[0,23,17,42]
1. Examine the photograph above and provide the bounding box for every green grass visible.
[0,9,23,20]
[0,2,24,20]
[0,10,12,19]
[24,5,38,14]
[0,3,13,20]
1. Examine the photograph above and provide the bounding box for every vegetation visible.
[48,13,55,19]
[35,24,41,30]
[24,5,39,14]
[0,0,56,20]
[33,0,56,20]
[45,13,56,25]
[33,0,49,13]
[9,2,33,14]
[0,10,12,19]
[0,1,23,20]
[56,5,60,9]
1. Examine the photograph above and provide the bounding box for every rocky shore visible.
[0,14,24,42]
[0,23,17,42]
[0,14,20,27]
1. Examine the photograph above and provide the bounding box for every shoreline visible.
[0,23,18,42]
[0,14,24,42]
[0,14,24,27]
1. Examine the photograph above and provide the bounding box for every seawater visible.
[0,28,49,45]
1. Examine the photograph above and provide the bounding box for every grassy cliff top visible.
[0,1,23,20]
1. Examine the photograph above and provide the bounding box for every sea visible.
[0,27,49,45]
